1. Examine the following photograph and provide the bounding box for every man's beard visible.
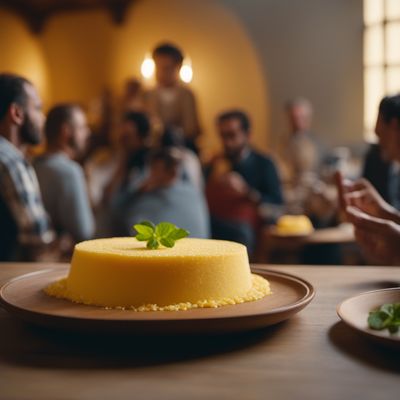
[20,115,42,146]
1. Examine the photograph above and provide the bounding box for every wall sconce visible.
[140,53,155,79]
[180,58,193,83]
[140,54,193,83]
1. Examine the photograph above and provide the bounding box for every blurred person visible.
[34,104,94,248]
[336,95,400,264]
[121,77,144,113]
[206,110,283,253]
[112,147,210,238]
[160,127,204,191]
[336,172,400,265]
[281,97,338,247]
[144,43,201,153]
[0,73,53,261]
[282,97,321,187]
[96,111,152,236]
[372,94,400,210]
[102,111,152,202]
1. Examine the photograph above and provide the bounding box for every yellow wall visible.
[0,9,50,105]
[108,0,269,152]
[0,0,269,153]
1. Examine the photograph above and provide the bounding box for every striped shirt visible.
[0,136,53,260]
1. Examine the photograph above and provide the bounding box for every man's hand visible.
[224,172,249,196]
[346,206,400,265]
[335,171,400,223]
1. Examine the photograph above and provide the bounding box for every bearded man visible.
[0,73,54,261]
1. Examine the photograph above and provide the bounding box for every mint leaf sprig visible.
[368,303,400,334]
[133,221,189,249]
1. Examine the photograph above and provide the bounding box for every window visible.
[364,0,400,141]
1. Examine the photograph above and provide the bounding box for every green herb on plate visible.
[133,221,189,249]
[368,303,400,334]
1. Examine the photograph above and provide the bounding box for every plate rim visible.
[0,266,315,332]
[336,287,400,343]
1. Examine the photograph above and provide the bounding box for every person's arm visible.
[0,161,54,258]
[57,165,95,242]
[256,157,284,205]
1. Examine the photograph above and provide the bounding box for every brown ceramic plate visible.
[337,288,400,347]
[0,266,315,334]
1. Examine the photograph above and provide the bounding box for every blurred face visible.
[287,104,312,133]
[154,54,180,87]
[20,83,45,145]
[68,108,90,156]
[119,120,144,153]
[218,117,249,160]
[375,112,400,162]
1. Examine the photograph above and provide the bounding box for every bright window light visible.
[363,0,400,142]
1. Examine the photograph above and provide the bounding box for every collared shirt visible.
[0,136,53,260]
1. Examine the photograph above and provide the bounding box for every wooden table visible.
[0,263,399,400]
[257,224,356,263]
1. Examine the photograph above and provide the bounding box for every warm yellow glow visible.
[140,54,155,79]
[180,58,193,83]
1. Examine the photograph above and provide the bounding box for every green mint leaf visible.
[381,303,395,316]
[136,233,151,241]
[368,303,400,334]
[155,222,176,238]
[392,303,400,319]
[134,224,154,237]
[160,237,175,248]
[147,237,159,249]
[368,311,389,330]
[169,228,189,240]
[133,221,188,249]
[140,220,155,229]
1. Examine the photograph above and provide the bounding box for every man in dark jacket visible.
[206,109,283,253]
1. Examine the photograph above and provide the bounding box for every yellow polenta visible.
[45,238,271,311]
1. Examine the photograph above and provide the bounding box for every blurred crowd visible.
[1,42,400,265]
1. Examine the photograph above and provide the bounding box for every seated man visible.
[206,110,283,253]
[336,94,400,265]
[0,73,54,261]
[112,147,210,238]
[337,172,400,265]
[363,95,400,210]
[34,104,94,247]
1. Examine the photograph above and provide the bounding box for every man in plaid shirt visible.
[0,73,54,261]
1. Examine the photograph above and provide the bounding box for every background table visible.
[257,224,356,263]
[0,263,399,400]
